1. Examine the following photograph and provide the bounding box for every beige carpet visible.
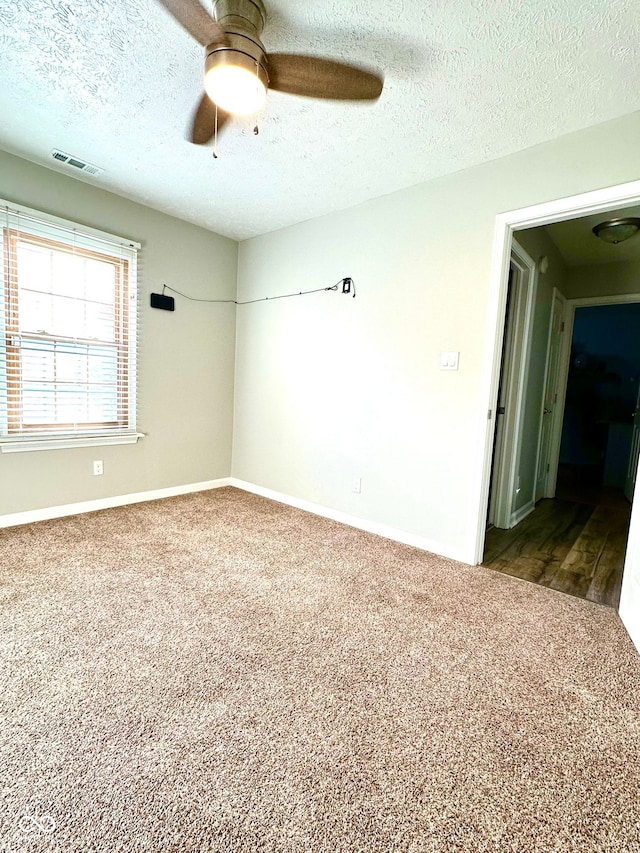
[1,487,639,852]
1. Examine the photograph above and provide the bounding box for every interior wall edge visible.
[619,593,640,655]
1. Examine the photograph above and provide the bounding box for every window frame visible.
[0,200,142,453]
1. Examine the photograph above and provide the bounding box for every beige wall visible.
[513,228,568,510]
[0,150,238,515]
[565,259,640,299]
[232,111,640,562]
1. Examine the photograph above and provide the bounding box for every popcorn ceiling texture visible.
[0,0,639,238]
[1,487,639,851]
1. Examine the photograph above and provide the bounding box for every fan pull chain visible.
[213,104,219,159]
[254,57,261,137]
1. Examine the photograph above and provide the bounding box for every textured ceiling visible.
[0,0,639,241]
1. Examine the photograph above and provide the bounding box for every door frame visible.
[550,293,640,496]
[489,241,537,529]
[626,380,640,503]
[534,287,566,499]
[472,177,640,651]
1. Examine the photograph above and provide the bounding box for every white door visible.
[488,269,517,526]
[624,381,640,503]
[535,289,565,499]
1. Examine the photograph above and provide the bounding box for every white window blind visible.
[0,200,140,452]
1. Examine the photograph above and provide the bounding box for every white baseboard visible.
[2,476,472,565]
[0,478,232,528]
[509,499,535,528]
[230,478,471,564]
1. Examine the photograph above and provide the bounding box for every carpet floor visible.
[0,487,639,852]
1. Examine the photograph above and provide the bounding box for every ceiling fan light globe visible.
[205,64,267,115]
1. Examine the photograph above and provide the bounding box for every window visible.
[0,201,140,452]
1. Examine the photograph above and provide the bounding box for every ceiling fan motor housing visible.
[213,0,266,37]
[207,0,269,87]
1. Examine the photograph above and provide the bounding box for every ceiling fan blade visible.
[189,93,230,145]
[267,54,383,101]
[156,0,227,46]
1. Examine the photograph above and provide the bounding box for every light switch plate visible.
[440,351,459,370]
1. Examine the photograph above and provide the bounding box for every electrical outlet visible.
[352,477,361,494]
[93,460,103,476]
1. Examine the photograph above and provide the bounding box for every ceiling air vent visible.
[49,149,104,176]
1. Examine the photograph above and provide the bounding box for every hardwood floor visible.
[483,496,631,608]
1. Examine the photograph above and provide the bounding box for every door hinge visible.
[547,463,550,473]
[561,321,565,332]
[553,392,557,403]
[488,409,492,420]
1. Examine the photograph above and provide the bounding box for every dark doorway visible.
[556,302,640,503]
[483,301,639,610]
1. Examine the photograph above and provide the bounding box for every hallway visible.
[482,493,630,609]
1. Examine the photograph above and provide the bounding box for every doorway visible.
[474,177,640,651]
[483,257,640,608]
[556,301,640,504]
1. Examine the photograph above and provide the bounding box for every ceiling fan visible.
[157,0,384,147]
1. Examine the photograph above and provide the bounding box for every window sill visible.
[0,433,145,453]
